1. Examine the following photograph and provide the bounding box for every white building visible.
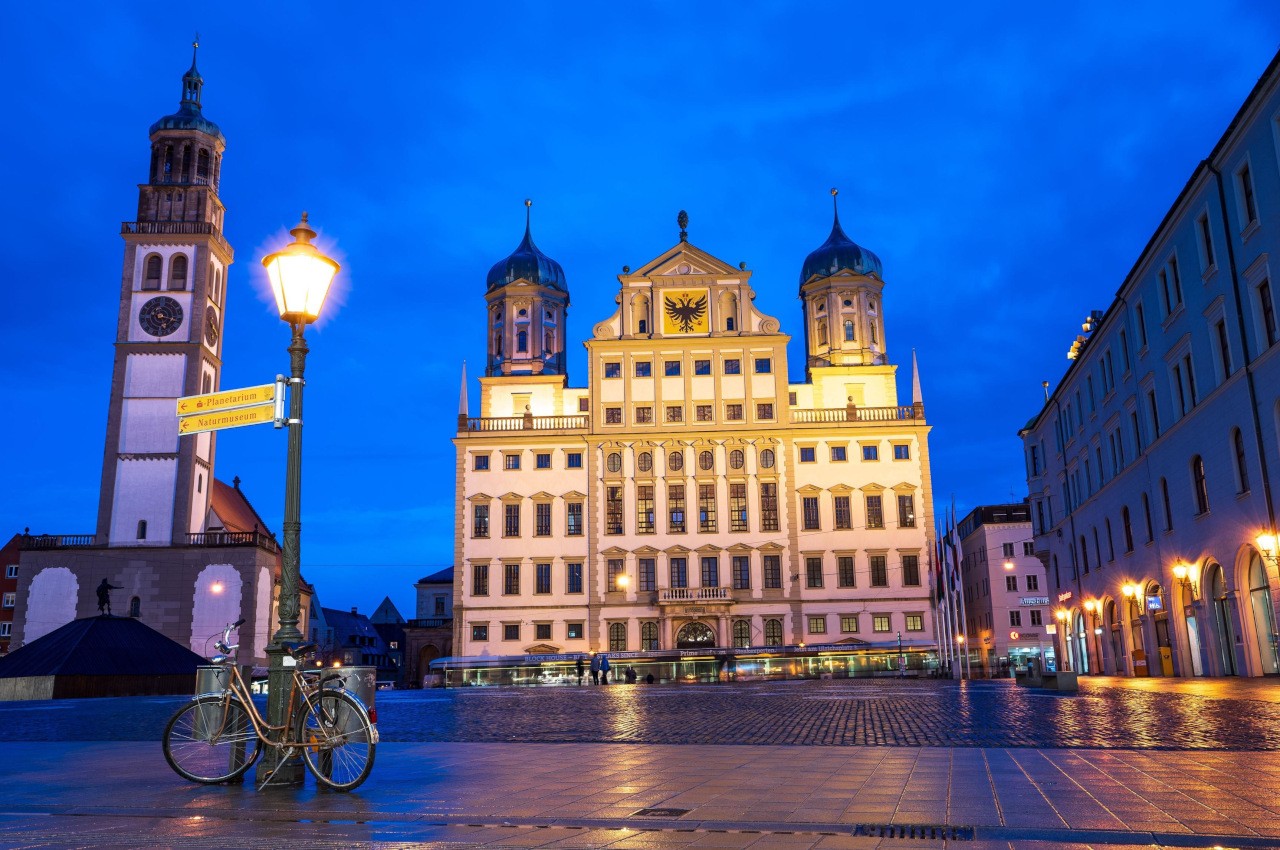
[448,200,939,683]
[1020,48,1280,679]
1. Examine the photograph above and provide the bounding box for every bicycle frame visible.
[197,656,344,749]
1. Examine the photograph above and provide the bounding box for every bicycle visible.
[162,619,378,791]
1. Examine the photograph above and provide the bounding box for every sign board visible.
[1010,631,1020,640]
[177,402,277,435]
[177,384,275,416]
[1057,591,1074,602]
[1019,596,1050,606]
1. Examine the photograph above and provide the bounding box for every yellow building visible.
[449,199,937,683]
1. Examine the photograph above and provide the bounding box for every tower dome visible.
[486,200,566,292]
[799,190,881,287]
[149,39,224,143]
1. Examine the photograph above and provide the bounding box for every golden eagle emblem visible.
[663,292,708,334]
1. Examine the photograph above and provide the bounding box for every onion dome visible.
[149,39,224,143]
[486,200,567,292]
[799,188,882,287]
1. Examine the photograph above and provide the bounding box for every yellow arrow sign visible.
[177,383,275,416]
[178,403,277,435]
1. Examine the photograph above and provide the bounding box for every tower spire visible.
[458,360,469,417]
[912,349,924,406]
[831,187,840,227]
[181,34,204,110]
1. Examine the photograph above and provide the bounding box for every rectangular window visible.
[4,565,15,579]
[535,563,551,594]
[756,403,774,420]
[838,555,856,587]
[668,484,686,532]
[732,555,750,590]
[503,563,520,595]
[763,554,781,589]
[567,622,583,639]
[1198,213,1215,271]
[862,444,879,461]
[726,403,743,421]
[472,504,490,538]
[1006,575,1018,591]
[698,484,717,532]
[535,452,551,469]
[578,397,589,412]
[535,623,552,641]
[567,502,583,536]
[1261,280,1278,347]
[802,496,820,530]
[503,503,520,537]
[666,405,684,423]
[701,556,719,587]
[474,454,490,471]
[566,452,582,469]
[608,558,625,592]
[840,615,859,633]
[1010,610,1023,627]
[831,446,847,462]
[664,360,681,376]
[724,358,741,374]
[893,444,911,460]
[869,554,887,587]
[1136,303,1148,348]
[504,454,520,470]
[872,615,890,633]
[635,406,654,423]
[806,556,823,588]
[865,495,883,529]
[696,404,714,422]
[902,554,920,586]
[1147,390,1160,438]
[0,623,11,637]
[694,359,711,375]
[670,557,688,589]
[799,446,816,463]
[606,486,624,535]
[471,624,488,641]
[905,614,924,632]
[1030,610,1043,626]
[472,563,489,596]
[639,558,656,592]
[834,495,851,529]
[1026,574,1039,590]
[605,407,622,424]
[754,357,772,373]
[897,494,915,527]
[1238,162,1258,225]
[760,483,779,532]
[1003,542,1015,557]
[1120,329,1130,371]
[1217,320,1232,378]
[729,483,749,532]
[636,485,655,533]
[635,361,652,377]
[604,362,621,378]
[534,502,551,536]
[807,616,827,635]
[567,562,583,594]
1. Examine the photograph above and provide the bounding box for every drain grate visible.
[632,807,691,818]
[851,823,974,841]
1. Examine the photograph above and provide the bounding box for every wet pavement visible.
[3,676,1280,848]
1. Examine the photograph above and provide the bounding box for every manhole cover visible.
[632,808,691,818]
[852,823,974,841]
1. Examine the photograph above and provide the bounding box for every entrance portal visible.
[676,621,716,649]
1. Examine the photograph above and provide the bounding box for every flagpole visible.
[951,504,973,680]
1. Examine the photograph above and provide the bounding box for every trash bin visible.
[324,666,376,713]
[195,664,232,695]
[192,665,240,747]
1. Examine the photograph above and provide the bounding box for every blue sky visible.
[2,3,1278,619]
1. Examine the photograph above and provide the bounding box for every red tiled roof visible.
[209,478,273,535]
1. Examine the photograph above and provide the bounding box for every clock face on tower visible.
[139,296,184,337]
[205,311,220,346]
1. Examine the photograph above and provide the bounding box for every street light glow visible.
[262,213,340,323]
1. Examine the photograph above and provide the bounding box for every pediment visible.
[633,545,661,555]
[696,544,723,554]
[664,544,692,554]
[467,492,493,502]
[525,643,560,654]
[561,490,587,500]
[891,482,917,493]
[725,543,753,553]
[599,546,628,556]
[828,484,855,495]
[530,491,556,501]
[499,491,524,501]
[860,483,885,493]
[757,542,785,552]
[634,241,743,278]
[796,484,823,495]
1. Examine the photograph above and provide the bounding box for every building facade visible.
[957,504,1051,675]
[450,201,938,681]
[12,47,291,665]
[1020,49,1280,679]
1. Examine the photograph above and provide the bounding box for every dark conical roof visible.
[486,201,566,292]
[0,616,207,678]
[149,41,224,143]
[799,192,882,287]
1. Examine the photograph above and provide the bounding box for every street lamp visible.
[260,213,339,785]
[1171,563,1199,600]
[1256,532,1280,567]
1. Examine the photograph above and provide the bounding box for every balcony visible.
[790,404,924,424]
[19,533,97,550]
[121,220,231,256]
[407,618,453,629]
[659,586,732,604]
[460,414,588,433]
[187,530,279,554]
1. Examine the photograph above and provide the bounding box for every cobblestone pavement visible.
[4,676,1280,750]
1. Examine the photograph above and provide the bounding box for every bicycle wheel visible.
[295,689,376,791]
[163,695,261,784]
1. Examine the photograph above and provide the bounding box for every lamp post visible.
[260,213,339,785]
[955,632,966,679]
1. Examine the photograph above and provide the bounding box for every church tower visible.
[484,200,570,377]
[96,42,233,546]
[799,189,888,374]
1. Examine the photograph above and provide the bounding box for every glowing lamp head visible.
[616,574,630,588]
[955,634,966,644]
[210,581,224,595]
[1257,532,1279,555]
[1003,560,1014,570]
[332,660,342,668]
[262,212,339,324]
[1172,563,1188,581]
[1122,583,1137,598]
[1083,600,1097,613]
[1055,609,1068,622]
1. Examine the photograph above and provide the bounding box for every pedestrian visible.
[600,653,610,685]
[96,578,122,615]
[589,653,600,685]
[625,665,636,684]
[576,655,585,686]
[645,673,654,684]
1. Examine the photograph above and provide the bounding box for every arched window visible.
[763,619,783,647]
[136,520,147,540]
[517,329,528,353]
[844,319,855,342]
[143,255,162,290]
[1122,506,1133,552]
[196,148,210,179]
[181,143,193,181]
[1233,428,1250,492]
[1079,535,1089,572]
[640,621,658,651]
[544,329,555,353]
[870,321,879,345]
[816,320,828,346]
[637,452,653,472]
[1191,455,1209,515]
[169,255,188,290]
[733,619,751,648]
[129,596,141,618]
[1160,478,1173,530]
[493,329,503,357]
[609,622,626,652]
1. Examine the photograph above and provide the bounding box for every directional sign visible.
[177,384,275,417]
[178,403,277,435]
